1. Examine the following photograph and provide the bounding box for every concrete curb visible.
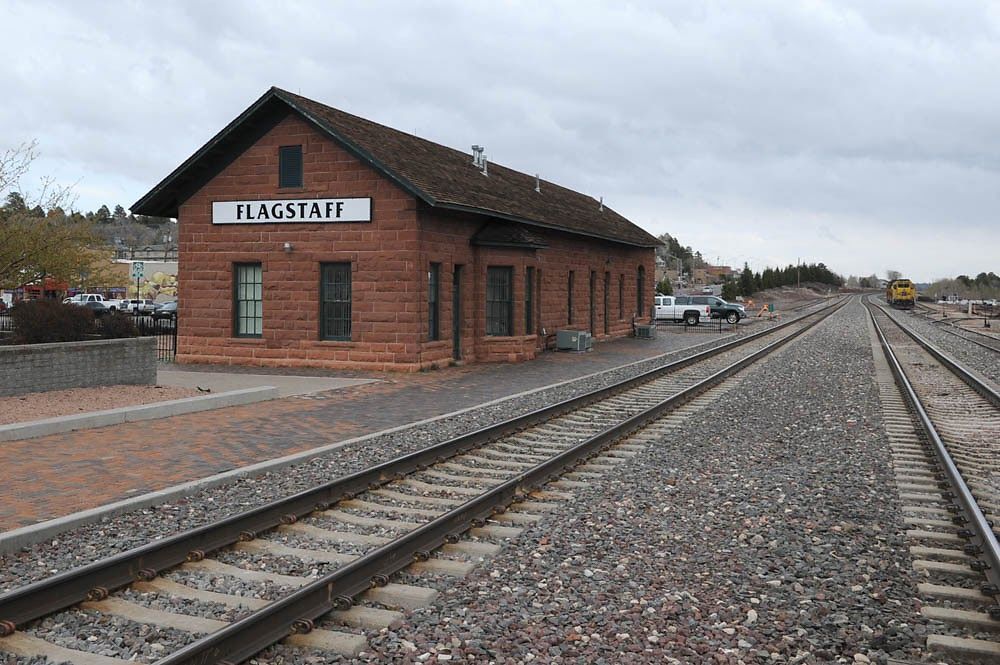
[0,386,279,443]
[0,334,738,553]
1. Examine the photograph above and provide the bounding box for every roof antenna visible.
[599,196,604,211]
[534,174,541,193]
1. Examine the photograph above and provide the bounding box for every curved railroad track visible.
[866,298,1000,662]
[912,302,1000,354]
[0,297,848,665]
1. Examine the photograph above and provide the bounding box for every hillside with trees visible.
[1,140,175,293]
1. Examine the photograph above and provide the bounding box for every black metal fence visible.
[0,310,176,361]
[130,314,177,361]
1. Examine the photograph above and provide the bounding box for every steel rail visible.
[156,289,850,664]
[0,297,846,630]
[866,299,1000,617]
[871,300,1000,407]
[932,321,1000,355]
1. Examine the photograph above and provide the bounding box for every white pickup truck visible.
[654,295,712,326]
[63,293,107,305]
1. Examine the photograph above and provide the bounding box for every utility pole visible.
[797,257,801,289]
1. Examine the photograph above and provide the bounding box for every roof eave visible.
[131,87,440,218]
[434,201,660,249]
[131,88,282,217]
[272,89,437,208]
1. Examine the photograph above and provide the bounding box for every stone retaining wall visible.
[0,337,156,397]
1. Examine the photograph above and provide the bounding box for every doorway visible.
[604,271,610,335]
[589,271,596,334]
[452,266,462,360]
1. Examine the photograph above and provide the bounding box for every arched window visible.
[636,265,645,316]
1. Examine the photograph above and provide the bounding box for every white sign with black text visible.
[211,198,372,224]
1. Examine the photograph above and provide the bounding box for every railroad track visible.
[912,302,1000,354]
[0,297,847,665]
[866,298,1000,662]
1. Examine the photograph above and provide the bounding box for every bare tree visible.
[886,269,902,282]
[0,142,110,290]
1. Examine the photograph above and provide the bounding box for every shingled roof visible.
[132,87,660,248]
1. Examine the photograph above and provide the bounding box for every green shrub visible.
[11,300,95,343]
[99,312,139,339]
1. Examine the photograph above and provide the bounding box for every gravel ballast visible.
[319,297,928,664]
[882,306,1000,389]
[1,322,789,594]
[0,304,884,663]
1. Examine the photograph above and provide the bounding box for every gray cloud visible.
[3,0,998,281]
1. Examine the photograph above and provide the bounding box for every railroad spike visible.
[980,583,1000,597]
[989,605,1000,621]
[413,550,429,562]
[280,513,298,525]
[136,568,157,581]
[371,574,389,587]
[238,530,256,542]
[86,586,109,601]
[334,595,353,611]
[186,549,205,562]
[0,619,16,637]
[444,533,459,544]
[314,502,330,511]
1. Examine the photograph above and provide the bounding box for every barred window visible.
[486,266,513,336]
[321,263,351,340]
[428,263,440,341]
[234,263,262,337]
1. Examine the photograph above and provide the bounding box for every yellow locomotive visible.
[886,279,917,309]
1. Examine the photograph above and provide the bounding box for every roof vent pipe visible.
[481,155,488,177]
[535,174,541,193]
[599,196,604,212]
[471,145,483,167]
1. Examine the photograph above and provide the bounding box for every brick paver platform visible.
[1,328,735,531]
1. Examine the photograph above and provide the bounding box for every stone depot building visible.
[132,88,658,371]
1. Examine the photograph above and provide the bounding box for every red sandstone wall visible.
[176,112,422,371]
[417,210,654,365]
[176,112,655,371]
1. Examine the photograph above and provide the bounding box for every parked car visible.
[117,299,157,314]
[63,293,107,305]
[654,295,712,326]
[675,296,745,324]
[151,301,177,320]
[80,300,110,317]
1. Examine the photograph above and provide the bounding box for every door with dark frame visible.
[452,266,462,360]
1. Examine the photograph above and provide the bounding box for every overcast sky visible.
[4,1,998,282]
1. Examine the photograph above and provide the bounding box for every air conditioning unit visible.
[635,324,656,339]
[556,330,589,351]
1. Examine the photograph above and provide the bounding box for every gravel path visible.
[321,297,929,664]
[882,305,1000,389]
[0,385,200,425]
